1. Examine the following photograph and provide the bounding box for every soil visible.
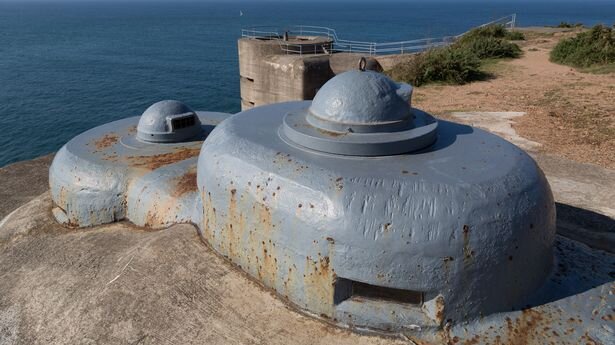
[412,28,615,169]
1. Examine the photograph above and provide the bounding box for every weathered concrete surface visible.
[0,154,53,219]
[532,153,615,252]
[0,191,613,344]
[0,193,408,345]
[238,38,415,110]
[0,118,613,343]
[238,38,334,110]
[451,111,615,252]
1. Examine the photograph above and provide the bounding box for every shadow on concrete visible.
[556,202,615,234]
[414,118,474,154]
[522,202,614,309]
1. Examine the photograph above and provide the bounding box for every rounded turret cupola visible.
[281,70,437,156]
[137,100,202,143]
[309,70,413,127]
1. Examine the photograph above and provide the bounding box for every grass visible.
[479,58,514,75]
[579,63,615,74]
[537,86,614,146]
[385,24,523,86]
[550,25,615,70]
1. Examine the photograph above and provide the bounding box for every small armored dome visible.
[281,70,436,156]
[137,100,202,143]
[309,70,413,127]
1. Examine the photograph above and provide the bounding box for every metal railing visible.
[241,14,517,56]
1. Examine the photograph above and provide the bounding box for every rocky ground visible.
[413,27,615,169]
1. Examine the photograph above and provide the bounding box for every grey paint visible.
[279,71,437,156]
[49,104,229,228]
[47,72,613,339]
[309,70,412,125]
[196,71,557,331]
[137,100,203,143]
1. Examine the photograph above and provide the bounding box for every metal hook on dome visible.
[359,57,367,72]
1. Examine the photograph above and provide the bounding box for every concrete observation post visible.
[238,30,335,110]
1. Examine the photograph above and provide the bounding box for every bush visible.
[421,47,483,85]
[385,24,522,86]
[386,54,427,86]
[456,25,523,58]
[460,24,525,41]
[386,47,482,86]
[550,25,615,67]
[457,36,522,59]
[556,22,584,28]
[506,30,526,41]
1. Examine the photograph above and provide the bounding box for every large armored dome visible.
[198,70,557,332]
[309,70,412,125]
[281,70,436,156]
[137,100,202,143]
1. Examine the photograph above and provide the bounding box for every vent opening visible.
[171,115,197,131]
[334,278,423,305]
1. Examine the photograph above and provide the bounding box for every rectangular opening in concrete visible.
[170,115,196,131]
[334,278,423,305]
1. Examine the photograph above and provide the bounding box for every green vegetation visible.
[550,25,615,70]
[386,25,523,86]
[506,30,526,41]
[555,22,584,28]
[388,47,483,86]
[458,24,525,42]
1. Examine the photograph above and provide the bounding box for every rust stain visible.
[303,254,334,317]
[504,309,547,345]
[461,335,480,345]
[172,167,197,197]
[91,133,120,151]
[316,128,346,137]
[143,195,179,228]
[201,190,218,241]
[334,177,343,191]
[462,224,474,264]
[127,125,137,134]
[127,146,201,170]
[434,295,445,325]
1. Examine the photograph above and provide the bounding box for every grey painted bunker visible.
[49,71,565,334]
[196,70,556,331]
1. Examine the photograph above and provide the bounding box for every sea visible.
[1,0,614,167]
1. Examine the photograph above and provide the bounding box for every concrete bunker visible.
[49,70,565,334]
[49,100,229,228]
[196,70,556,331]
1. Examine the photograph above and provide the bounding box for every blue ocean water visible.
[1,1,614,167]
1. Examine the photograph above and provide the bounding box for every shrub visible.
[421,47,483,85]
[386,47,482,86]
[506,30,526,41]
[386,54,427,86]
[556,22,584,28]
[460,24,525,41]
[456,25,523,58]
[550,25,615,67]
[462,24,509,40]
[385,24,522,86]
[457,36,522,59]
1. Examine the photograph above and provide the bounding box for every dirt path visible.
[413,29,615,169]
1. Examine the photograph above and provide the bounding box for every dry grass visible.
[409,28,615,169]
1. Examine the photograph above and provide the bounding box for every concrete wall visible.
[238,37,414,110]
[238,37,334,110]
